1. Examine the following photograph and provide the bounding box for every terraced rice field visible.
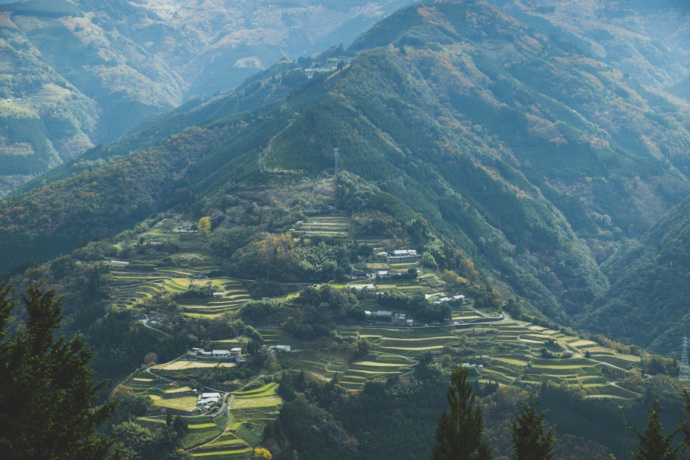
[155,360,236,370]
[183,417,226,450]
[109,264,250,315]
[191,430,253,460]
[192,382,283,456]
[120,371,168,394]
[259,320,631,398]
[462,321,642,399]
[291,216,350,238]
[179,281,250,318]
[152,396,198,411]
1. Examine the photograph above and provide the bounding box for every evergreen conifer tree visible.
[510,395,555,460]
[631,399,682,460]
[278,371,297,402]
[430,365,491,460]
[0,281,116,459]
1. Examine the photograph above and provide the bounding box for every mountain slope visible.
[578,196,690,353]
[3,0,690,334]
[0,0,417,196]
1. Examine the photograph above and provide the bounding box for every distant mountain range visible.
[0,0,417,195]
[3,0,690,352]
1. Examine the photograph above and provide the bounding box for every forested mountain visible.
[0,0,416,196]
[3,0,690,347]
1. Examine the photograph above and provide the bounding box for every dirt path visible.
[139,318,172,337]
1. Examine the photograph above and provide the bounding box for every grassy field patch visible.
[165,386,192,393]
[233,383,278,397]
[156,361,236,370]
[353,361,409,367]
[152,396,197,411]
[492,357,529,366]
[380,345,445,351]
[232,395,281,409]
[570,340,599,347]
[188,423,217,429]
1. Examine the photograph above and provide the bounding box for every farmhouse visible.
[270,345,292,352]
[110,260,130,267]
[432,297,452,304]
[212,292,224,298]
[230,348,242,357]
[212,350,230,358]
[387,249,419,263]
[197,392,221,406]
[349,284,375,290]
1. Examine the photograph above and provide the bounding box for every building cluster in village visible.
[365,310,414,326]
[191,347,247,364]
[196,392,222,409]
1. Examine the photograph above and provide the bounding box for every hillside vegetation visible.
[6,2,690,458]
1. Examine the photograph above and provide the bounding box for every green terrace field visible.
[119,370,205,414]
[109,264,250,316]
[230,383,282,440]
[117,370,172,395]
[291,215,350,239]
[189,383,283,459]
[178,280,251,319]
[182,417,228,450]
[190,431,253,460]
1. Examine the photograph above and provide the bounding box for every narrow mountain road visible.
[138,318,172,337]
[188,394,235,452]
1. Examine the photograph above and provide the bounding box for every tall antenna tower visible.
[680,336,690,382]
[333,148,339,180]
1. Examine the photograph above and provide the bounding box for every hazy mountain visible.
[0,0,417,196]
[487,0,690,98]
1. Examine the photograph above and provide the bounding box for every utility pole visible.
[680,335,689,382]
[334,147,339,181]
[333,147,340,209]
